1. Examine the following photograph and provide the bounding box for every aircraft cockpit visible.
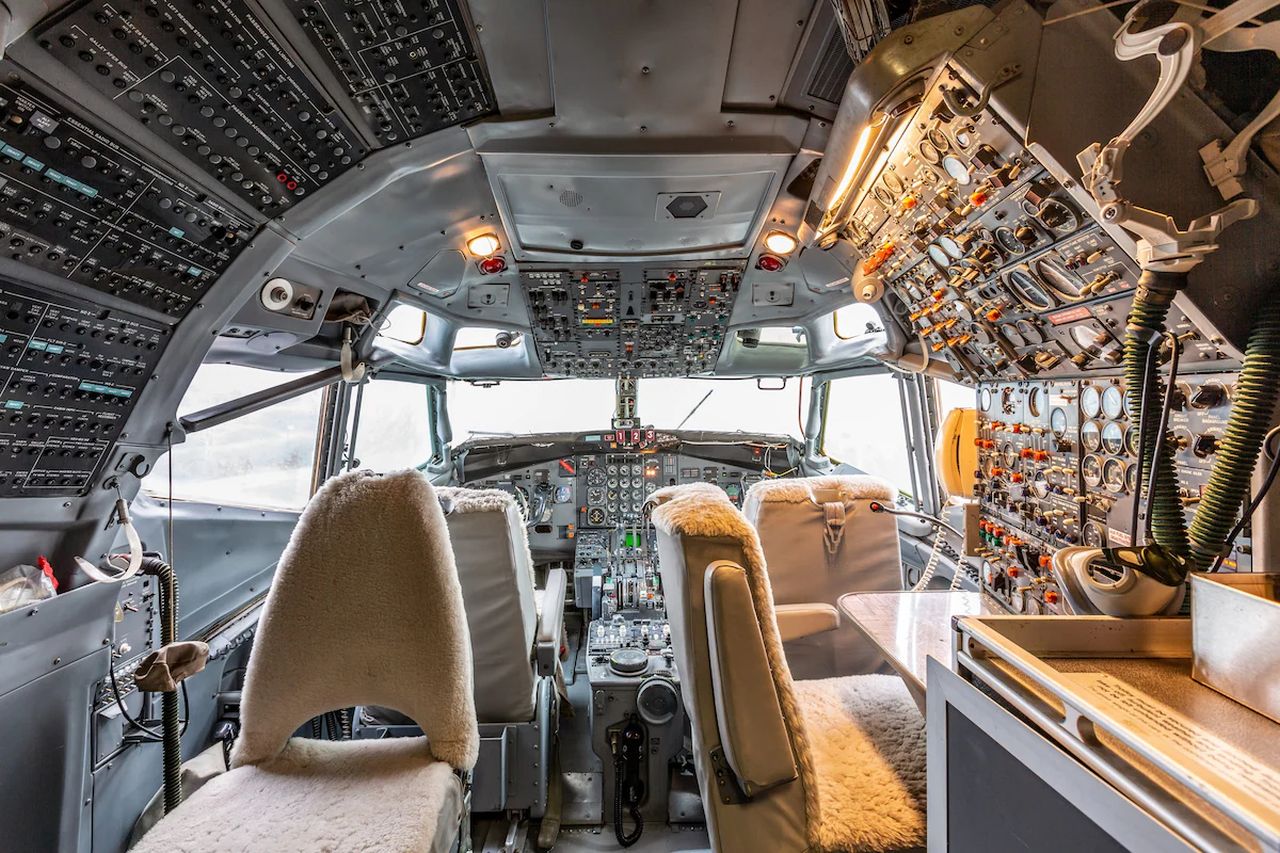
[4,0,1280,851]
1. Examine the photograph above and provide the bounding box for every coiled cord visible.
[139,556,184,815]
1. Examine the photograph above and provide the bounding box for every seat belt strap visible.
[823,502,847,555]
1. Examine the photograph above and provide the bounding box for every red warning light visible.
[478,256,507,275]
[756,254,785,272]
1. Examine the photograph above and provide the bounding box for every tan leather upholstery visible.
[437,489,538,722]
[744,476,903,678]
[774,603,840,642]
[652,483,927,853]
[705,561,798,794]
[136,470,474,852]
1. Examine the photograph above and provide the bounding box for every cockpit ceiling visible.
[482,153,795,260]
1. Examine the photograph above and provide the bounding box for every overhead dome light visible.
[763,231,798,255]
[467,233,501,257]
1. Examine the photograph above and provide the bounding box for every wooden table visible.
[838,590,1002,710]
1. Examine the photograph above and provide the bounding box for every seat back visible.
[231,469,478,771]
[743,476,902,677]
[651,484,816,852]
[437,487,539,723]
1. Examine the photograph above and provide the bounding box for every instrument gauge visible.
[952,123,976,149]
[587,467,606,486]
[1028,387,1042,417]
[1081,454,1104,487]
[1081,419,1102,453]
[1124,425,1140,456]
[1102,458,1126,493]
[1016,319,1044,345]
[927,244,951,269]
[927,127,951,152]
[1101,421,1125,455]
[938,235,965,259]
[874,186,895,208]
[882,171,904,194]
[1005,268,1053,311]
[1001,325,1026,347]
[1080,385,1102,419]
[918,140,941,164]
[607,464,618,475]
[1082,521,1106,547]
[942,154,972,185]
[1031,471,1050,499]
[1035,257,1085,301]
[1035,198,1080,233]
[995,226,1027,256]
[1126,463,1139,494]
[1049,407,1068,438]
[1003,443,1019,467]
[979,388,994,412]
[1101,385,1125,420]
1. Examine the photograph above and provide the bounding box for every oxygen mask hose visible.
[1122,272,1190,560]
[1188,298,1280,570]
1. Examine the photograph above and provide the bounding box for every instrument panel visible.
[0,73,252,318]
[37,0,367,215]
[1,281,167,496]
[974,375,1247,614]
[524,265,743,378]
[854,68,1228,382]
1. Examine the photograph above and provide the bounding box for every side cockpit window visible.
[144,364,325,511]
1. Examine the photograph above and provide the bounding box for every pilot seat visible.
[132,469,478,853]
[743,476,903,679]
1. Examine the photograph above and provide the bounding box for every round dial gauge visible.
[874,186,895,207]
[1101,421,1125,455]
[1101,385,1125,420]
[937,234,965,259]
[927,244,951,269]
[606,464,619,475]
[1102,458,1126,493]
[1081,454,1104,487]
[587,467,606,486]
[1001,325,1026,347]
[1126,463,1139,494]
[928,127,951,152]
[942,154,972,185]
[1002,443,1019,467]
[995,226,1027,256]
[953,124,976,149]
[918,140,941,164]
[1035,257,1085,300]
[882,170,904,194]
[979,388,994,412]
[1082,521,1106,547]
[1016,319,1044,345]
[1031,471,1050,499]
[1049,407,1068,438]
[1081,420,1102,453]
[1005,268,1053,311]
[1124,425,1140,456]
[1080,385,1102,419]
[1035,198,1080,233]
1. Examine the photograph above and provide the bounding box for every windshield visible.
[447,377,806,440]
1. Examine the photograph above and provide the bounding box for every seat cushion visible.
[793,675,926,852]
[132,737,462,853]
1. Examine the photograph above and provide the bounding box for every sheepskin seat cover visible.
[135,469,477,852]
[742,474,896,508]
[131,738,462,853]
[651,482,925,852]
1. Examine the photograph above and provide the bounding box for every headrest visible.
[231,469,478,771]
[436,486,519,515]
[651,481,759,542]
[743,476,895,514]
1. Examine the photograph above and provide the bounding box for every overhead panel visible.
[0,72,252,318]
[35,0,367,216]
[284,0,496,145]
[483,153,790,259]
